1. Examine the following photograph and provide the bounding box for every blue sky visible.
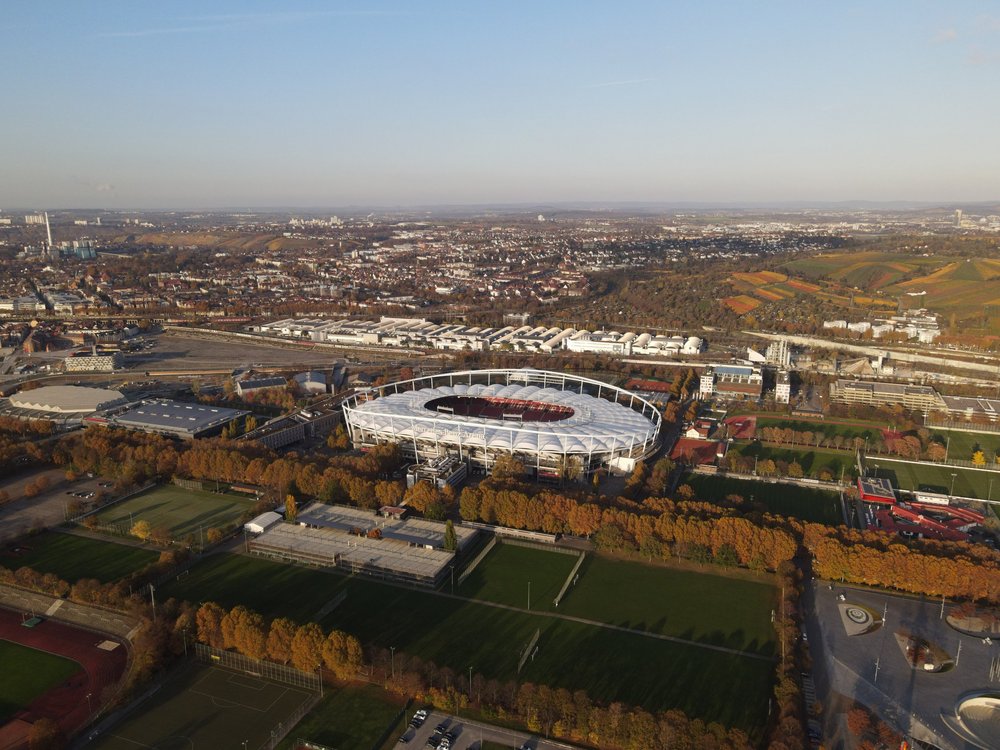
[2,1,998,208]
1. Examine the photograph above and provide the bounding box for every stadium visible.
[342,368,662,479]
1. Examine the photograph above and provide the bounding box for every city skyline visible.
[3,0,1000,208]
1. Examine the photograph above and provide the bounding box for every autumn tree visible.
[290,622,325,673]
[490,454,524,483]
[131,519,152,542]
[374,480,404,508]
[320,629,363,680]
[267,617,297,664]
[404,480,443,513]
[195,602,226,649]
[285,494,297,523]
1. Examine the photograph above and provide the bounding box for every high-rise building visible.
[955,209,963,227]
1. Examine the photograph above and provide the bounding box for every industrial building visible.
[240,403,341,449]
[91,399,249,439]
[342,368,661,479]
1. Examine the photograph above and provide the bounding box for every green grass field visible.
[0,640,82,723]
[558,556,777,655]
[684,474,843,525]
[92,484,257,540]
[91,664,315,750]
[459,543,579,612]
[160,554,340,623]
[928,427,1000,465]
[276,684,404,750]
[868,459,999,500]
[164,553,774,735]
[729,443,857,481]
[0,532,157,583]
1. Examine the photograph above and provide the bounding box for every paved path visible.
[0,583,138,640]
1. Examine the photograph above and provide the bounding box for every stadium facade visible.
[342,369,661,479]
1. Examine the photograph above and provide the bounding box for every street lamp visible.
[950,472,957,497]
[468,666,473,698]
[390,645,396,680]
[527,581,531,611]
[86,692,92,715]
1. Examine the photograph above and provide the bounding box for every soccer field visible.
[91,664,315,750]
[557,556,777,656]
[685,473,843,525]
[0,640,82,723]
[165,553,774,735]
[92,484,257,541]
[458,542,579,611]
[0,532,157,583]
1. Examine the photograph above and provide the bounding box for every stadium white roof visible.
[9,385,126,414]
[346,379,658,454]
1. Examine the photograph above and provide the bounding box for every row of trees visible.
[804,524,1000,602]
[193,603,363,679]
[0,547,191,611]
[459,479,798,572]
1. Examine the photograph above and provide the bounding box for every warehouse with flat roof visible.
[94,399,249,439]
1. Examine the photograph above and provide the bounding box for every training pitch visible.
[164,551,775,736]
[92,484,257,540]
[92,665,315,750]
[685,473,843,525]
[1,532,157,583]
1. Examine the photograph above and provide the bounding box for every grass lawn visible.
[0,532,157,583]
[0,640,82,723]
[91,484,257,540]
[458,543,579,612]
[684,474,843,525]
[277,684,403,750]
[868,459,999,500]
[160,553,341,623]
[729,443,857,481]
[928,427,1000,464]
[556,555,777,656]
[165,553,774,736]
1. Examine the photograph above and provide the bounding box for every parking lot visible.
[0,468,118,544]
[399,709,575,750]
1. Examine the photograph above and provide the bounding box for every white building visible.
[775,370,791,404]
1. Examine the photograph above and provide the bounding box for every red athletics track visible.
[0,607,127,744]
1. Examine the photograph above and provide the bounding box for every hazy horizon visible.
[3,0,1000,209]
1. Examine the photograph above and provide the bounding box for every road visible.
[399,708,577,750]
[802,579,995,750]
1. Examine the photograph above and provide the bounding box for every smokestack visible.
[44,212,53,247]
